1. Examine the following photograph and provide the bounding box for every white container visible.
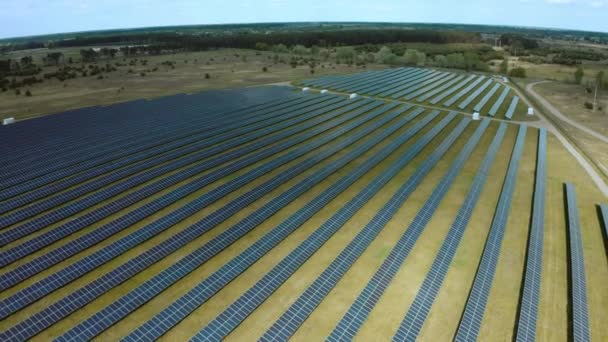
[502,77,509,83]
[472,112,480,121]
[527,107,534,116]
[349,93,358,99]
[2,117,15,125]
[302,87,310,92]
[320,89,328,94]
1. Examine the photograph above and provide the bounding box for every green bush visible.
[509,67,527,78]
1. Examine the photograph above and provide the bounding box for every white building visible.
[2,117,15,125]
[472,112,481,121]
[320,89,328,94]
[528,107,534,116]
[302,87,310,92]
[349,93,358,99]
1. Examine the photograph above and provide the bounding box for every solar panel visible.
[0,96,352,244]
[347,68,420,94]
[189,112,462,342]
[0,94,327,200]
[488,87,510,117]
[429,75,477,105]
[367,69,440,96]
[505,96,519,119]
[416,75,465,102]
[268,121,489,341]
[58,105,428,342]
[0,94,322,192]
[0,99,383,291]
[374,71,446,98]
[458,79,494,109]
[393,122,506,341]
[515,128,546,342]
[454,125,527,342]
[473,83,501,112]
[564,183,591,342]
[388,72,453,99]
[403,73,458,100]
[0,102,405,340]
[443,76,486,107]
[326,117,482,342]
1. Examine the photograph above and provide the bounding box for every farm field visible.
[0,71,607,342]
[300,67,533,122]
[0,48,382,120]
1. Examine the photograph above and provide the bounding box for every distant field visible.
[0,48,386,120]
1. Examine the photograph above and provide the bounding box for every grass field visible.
[1,67,607,342]
[0,48,387,120]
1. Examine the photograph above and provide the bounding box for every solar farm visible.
[0,68,606,342]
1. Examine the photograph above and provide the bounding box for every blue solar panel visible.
[393,122,506,341]
[564,183,591,342]
[505,96,519,119]
[269,118,496,342]
[0,96,352,245]
[488,87,510,117]
[473,83,501,112]
[0,94,319,193]
[373,70,436,97]
[190,112,462,342]
[58,105,428,342]
[347,69,420,94]
[429,75,476,105]
[458,79,494,109]
[454,125,527,342]
[326,117,483,342]
[416,75,465,103]
[403,73,458,100]
[443,76,486,107]
[0,94,324,200]
[367,70,440,97]
[0,102,406,340]
[515,128,546,342]
[388,72,453,99]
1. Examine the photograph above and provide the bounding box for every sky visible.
[1,0,607,39]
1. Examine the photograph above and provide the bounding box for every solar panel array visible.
[0,101,402,335]
[326,117,485,341]
[515,128,547,342]
[194,113,465,342]
[1,67,596,341]
[58,105,429,342]
[300,68,521,119]
[454,125,527,342]
[393,122,507,341]
[565,183,591,342]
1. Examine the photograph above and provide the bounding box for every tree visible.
[255,42,269,50]
[336,47,356,64]
[310,45,320,56]
[376,46,396,64]
[500,57,508,74]
[292,45,309,55]
[25,89,32,97]
[509,67,527,78]
[574,66,584,84]
[271,44,288,53]
[593,70,604,112]
[446,53,465,69]
[20,56,33,66]
[403,49,426,66]
[433,54,448,67]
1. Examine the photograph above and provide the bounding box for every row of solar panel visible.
[0,98,380,286]
[0,99,378,267]
[327,117,483,341]
[564,183,591,342]
[58,105,432,342]
[515,128,547,342]
[0,96,347,236]
[302,68,521,120]
[0,93,286,181]
[0,93,317,197]
[394,122,507,341]
[0,101,414,340]
[0,96,332,213]
[194,112,463,341]
[454,125,528,341]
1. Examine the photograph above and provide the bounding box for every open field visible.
[0,71,606,342]
[0,48,386,120]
